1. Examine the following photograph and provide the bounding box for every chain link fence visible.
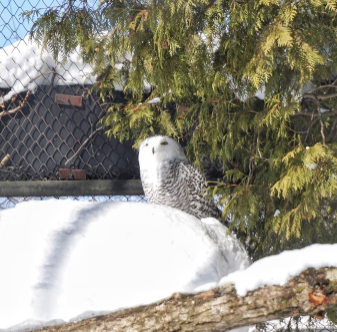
[0,0,139,186]
[254,316,337,332]
[0,0,142,206]
[0,85,139,181]
[0,195,147,210]
[0,1,336,331]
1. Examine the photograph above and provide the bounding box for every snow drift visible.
[1,199,335,332]
[0,200,249,331]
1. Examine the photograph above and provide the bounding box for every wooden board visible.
[55,94,82,107]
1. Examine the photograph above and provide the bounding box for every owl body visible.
[139,135,221,220]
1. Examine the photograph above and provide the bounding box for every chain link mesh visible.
[0,1,336,331]
[253,316,337,332]
[0,195,147,210]
[0,85,139,181]
[0,0,139,183]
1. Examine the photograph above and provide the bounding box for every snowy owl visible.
[139,135,221,220]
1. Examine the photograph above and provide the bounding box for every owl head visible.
[139,135,188,170]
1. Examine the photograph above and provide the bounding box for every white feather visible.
[139,135,221,220]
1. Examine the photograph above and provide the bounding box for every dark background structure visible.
[0,85,139,182]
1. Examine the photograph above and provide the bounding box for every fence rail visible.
[0,179,143,197]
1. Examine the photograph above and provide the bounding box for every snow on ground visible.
[0,199,336,331]
[0,35,96,102]
[0,199,249,331]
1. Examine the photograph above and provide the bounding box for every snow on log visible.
[35,267,337,332]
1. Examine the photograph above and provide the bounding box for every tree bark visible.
[36,267,337,332]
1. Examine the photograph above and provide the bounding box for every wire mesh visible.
[0,194,147,210]
[253,316,337,332]
[0,85,139,181]
[0,0,139,183]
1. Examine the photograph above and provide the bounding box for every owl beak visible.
[152,147,155,155]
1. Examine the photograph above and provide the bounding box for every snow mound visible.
[0,200,249,331]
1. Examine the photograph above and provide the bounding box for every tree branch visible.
[293,110,337,118]
[65,126,103,166]
[0,69,61,121]
[36,267,337,332]
[327,117,337,142]
[0,90,32,120]
[0,154,10,167]
[303,92,337,100]
[304,79,337,94]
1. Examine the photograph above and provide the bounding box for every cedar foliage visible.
[23,0,337,259]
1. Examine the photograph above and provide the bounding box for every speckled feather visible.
[139,136,221,220]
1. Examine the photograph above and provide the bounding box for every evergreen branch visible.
[286,126,309,135]
[204,0,217,10]
[24,0,337,255]
[207,181,240,188]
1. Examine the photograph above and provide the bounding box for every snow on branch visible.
[36,267,337,332]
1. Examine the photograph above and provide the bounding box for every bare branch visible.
[29,69,64,85]
[304,79,337,94]
[35,267,337,332]
[0,90,32,120]
[0,154,10,167]
[303,92,337,100]
[320,118,327,146]
[293,110,337,118]
[65,127,103,166]
[0,68,62,121]
[327,117,337,142]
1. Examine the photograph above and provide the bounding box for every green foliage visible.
[23,0,337,259]
[327,307,337,324]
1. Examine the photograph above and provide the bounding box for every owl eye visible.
[161,141,168,145]
[145,143,149,147]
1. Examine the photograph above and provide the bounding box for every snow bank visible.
[0,35,96,102]
[1,199,335,331]
[0,200,249,331]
